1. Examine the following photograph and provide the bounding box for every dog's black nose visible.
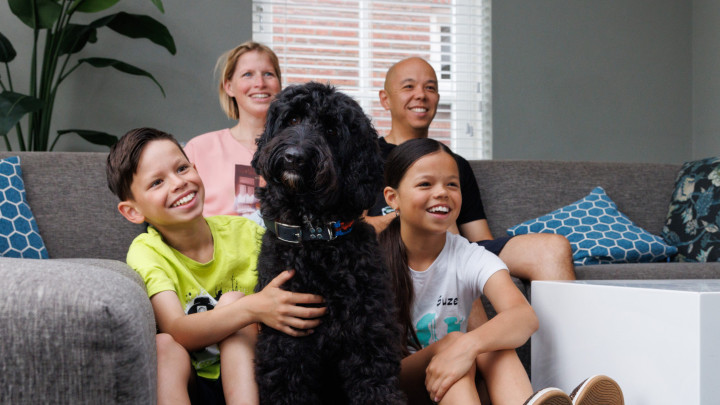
[283,146,305,168]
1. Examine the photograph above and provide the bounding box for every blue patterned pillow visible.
[507,187,677,265]
[662,156,720,262]
[0,156,48,259]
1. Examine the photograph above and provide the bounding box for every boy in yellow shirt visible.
[106,128,326,405]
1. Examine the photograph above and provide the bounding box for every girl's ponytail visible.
[379,216,421,355]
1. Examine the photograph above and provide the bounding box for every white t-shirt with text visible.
[410,232,508,349]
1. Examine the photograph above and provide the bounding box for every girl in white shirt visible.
[378,138,623,405]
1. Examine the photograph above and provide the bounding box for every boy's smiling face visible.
[118,139,205,228]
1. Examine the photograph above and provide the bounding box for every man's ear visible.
[383,186,399,210]
[379,89,390,111]
[118,201,146,224]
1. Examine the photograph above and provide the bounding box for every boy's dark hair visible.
[106,127,187,201]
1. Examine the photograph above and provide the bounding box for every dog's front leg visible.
[255,331,324,405]
[335,313,406,404]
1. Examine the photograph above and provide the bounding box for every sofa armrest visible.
[0,258,157,404]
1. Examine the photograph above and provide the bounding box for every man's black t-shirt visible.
[368,137,486,226]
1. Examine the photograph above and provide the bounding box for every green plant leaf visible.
[0,32,17,63]
[8,0,63,29]
[72,0,121,13]
[102,12,176,55]
[58,24,98,55]
[79,57,166,96]
[55,129,118,148]
[150,0,165,13]
[0,91,42,136]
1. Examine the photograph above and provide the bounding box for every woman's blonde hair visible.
[216,41,282,120]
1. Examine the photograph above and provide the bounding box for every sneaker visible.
[569,375,624,405]
[524,387,573,405]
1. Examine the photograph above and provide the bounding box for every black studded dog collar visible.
[263,218,354,244]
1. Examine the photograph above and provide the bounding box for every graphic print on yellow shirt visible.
[127,215,264,379]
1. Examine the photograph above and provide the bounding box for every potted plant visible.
[0,0,175,150]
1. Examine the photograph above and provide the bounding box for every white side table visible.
[531,280,720,405]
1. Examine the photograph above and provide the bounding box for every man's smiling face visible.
[380,57,439,132]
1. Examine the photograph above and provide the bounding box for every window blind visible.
[252,0,491,159]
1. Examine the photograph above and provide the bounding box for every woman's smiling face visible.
[224,50,281,120]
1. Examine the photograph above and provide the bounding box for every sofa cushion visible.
[507,187,677,265]
[0,156,48,259]
[662,156,720,262]
[0,258,156,403]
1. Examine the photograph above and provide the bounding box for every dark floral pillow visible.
[662,156,720,262]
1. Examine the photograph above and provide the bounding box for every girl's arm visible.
[152,270,327,352]
[424,270,537,401]
[465,269,538,349]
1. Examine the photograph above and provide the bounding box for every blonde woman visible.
[185,41,281,218]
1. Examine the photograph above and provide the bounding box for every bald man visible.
[367,57,575,283]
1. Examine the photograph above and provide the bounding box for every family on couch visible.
[110,41,624,404]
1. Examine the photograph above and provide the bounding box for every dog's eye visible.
[289,117,301,126]
[326,128,337,137]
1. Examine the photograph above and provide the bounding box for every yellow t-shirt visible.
[127,215,264,379]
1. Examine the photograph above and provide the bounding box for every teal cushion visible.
[662,156,720,262]
[507,187,677,265]
[0,156,48,259]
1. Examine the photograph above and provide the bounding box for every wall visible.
[692,0,720,161]
[0,1,252,151]
[492,1,692,163]
[2,1,710,164]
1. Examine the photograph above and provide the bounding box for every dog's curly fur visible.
[251,82,405,404]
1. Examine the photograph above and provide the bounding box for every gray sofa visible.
[470,159,720,281]
[0,152,153,404]
[470,159,720,374]
[2,152,719,403]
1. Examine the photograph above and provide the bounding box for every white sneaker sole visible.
[524,387,573,405]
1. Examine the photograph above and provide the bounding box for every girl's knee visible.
[446,331,464,340]
[422,332,466,356]
[217,290,245,307]
[439,331,465,348]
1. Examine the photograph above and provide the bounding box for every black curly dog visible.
[251,82,405,404]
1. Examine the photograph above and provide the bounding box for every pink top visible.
[184,128,260,218]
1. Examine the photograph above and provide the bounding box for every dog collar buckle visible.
[263,218,354,243]
[264,219,303,244]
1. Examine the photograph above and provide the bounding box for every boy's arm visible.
[152,270,326,352]
[151,290,253,352]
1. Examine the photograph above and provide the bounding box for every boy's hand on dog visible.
[251,269,327,337]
